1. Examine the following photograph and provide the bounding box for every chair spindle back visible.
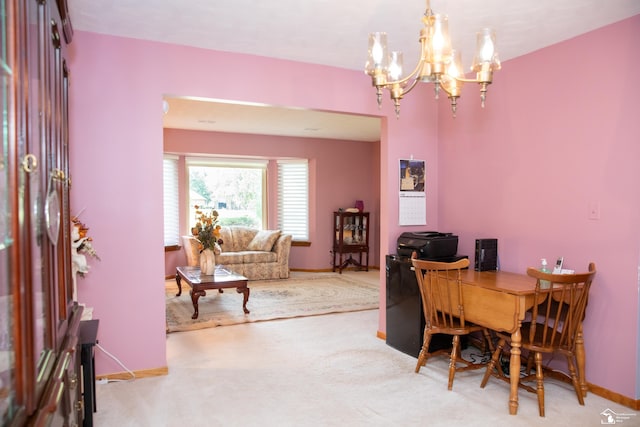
[412,258,470,330]
[525,262,596,353]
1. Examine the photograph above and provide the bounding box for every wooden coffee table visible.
[175,266,250,319]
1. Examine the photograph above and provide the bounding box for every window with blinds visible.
[277,159,309,241]
[163,155,180,246]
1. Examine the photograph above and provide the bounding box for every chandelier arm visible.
[382,60,424,89]
[454,76,485,84]
[438,81,453,96]
[382,34,429,89]
[398,77,420,96]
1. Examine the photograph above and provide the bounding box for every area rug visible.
[165,273,379,332]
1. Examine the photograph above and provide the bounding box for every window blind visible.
[163,155,180,246]
[277,159,309,241]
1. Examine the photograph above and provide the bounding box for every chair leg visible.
[575,324,588,398]
[534,352,545,417]
[566,355,585,406]
[415,331,432,373]
[481,338,504,388]
[448,335,460,390]
[482,329,495,353]
[526,351,534,375]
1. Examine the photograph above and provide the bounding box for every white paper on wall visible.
[399,192,426,225]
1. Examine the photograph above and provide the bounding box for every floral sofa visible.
[183,226,292,280]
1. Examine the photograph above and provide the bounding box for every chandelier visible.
[365,0,501,117]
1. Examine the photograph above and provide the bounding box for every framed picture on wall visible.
[399,159,425,192]
[398,159,426,226]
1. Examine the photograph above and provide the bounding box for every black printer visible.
[396,231,460,260]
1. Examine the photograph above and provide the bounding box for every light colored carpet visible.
[165,272,379,332]
[94,309,624,426]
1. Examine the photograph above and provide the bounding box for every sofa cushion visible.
[218,227,233,251]
[216,252,244,265]
[242,251,278,263]
[247,229,281,251]
[217,251,277,265]
[230,226,258,251]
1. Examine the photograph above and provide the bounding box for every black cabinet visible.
[385,255,452,358]
[79,319,99,427]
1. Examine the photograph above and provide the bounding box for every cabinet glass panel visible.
[0,0,15,422]
[50,22,70,322]
[0,0,10,249]
[27,0,50,378]
[60,62,72,313]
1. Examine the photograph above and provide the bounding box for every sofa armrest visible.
[273,233,292,264]
[273,233,292,278]
[181,235,200,267]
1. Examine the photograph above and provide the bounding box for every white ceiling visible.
[68,0,640,141]
[162,97,382,142]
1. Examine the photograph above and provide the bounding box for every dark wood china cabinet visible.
[332,211,370,273]
[1,0,83,426]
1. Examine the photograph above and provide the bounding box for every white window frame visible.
[185,157,268,229]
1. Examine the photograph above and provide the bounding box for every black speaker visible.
[475,238,498,271]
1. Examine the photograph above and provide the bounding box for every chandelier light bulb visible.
[388,51,403,81]
[365,32,389,74]
[372,42,384,64]
[446,50,463,79]
[430,14,451,63]
[472,28,501,71]
[480,37,494,61]
[442,50,464,116]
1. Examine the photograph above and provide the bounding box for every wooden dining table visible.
[455,268,587,415]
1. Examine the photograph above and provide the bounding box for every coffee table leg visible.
[175,273,182,296]
[190,289,206,319]
[237,286,250,314]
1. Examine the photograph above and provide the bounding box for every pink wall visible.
[162,129,381,275]
[437,16,640,399]
[67,32,434,377]
[67,15,640,401]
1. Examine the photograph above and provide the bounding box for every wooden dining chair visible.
[480,263,596,416]
[411,257,494,390]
